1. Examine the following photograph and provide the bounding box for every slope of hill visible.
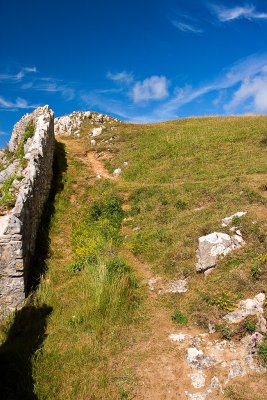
[0,114,266,399]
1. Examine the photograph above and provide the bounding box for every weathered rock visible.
[113,168,122,176]
[0,160,20,184]
[54,111,90,136]
[187,347,217,369]
[228,360,246,379]
[196,232,244,272]
[55,111,120,137]
[92,127,103,137]
[163,279,188,293]
[148,277,188,294]
[189,371,206,388]
[185,376,222,400]
[224,293,266,332]
[222,211,247,227]
[169,333,193,342]
[0,106,54,319]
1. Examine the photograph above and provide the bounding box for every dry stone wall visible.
[0,106,54,319]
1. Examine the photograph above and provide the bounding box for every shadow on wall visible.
[26,140,68,295]
[0,304,53,400]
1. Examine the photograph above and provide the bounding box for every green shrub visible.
[15,120,35,161]
[0,175,16,208]
[258,340,267,366]
[243,320,256,332]
[171,311,188,325]
[174,199,187,210]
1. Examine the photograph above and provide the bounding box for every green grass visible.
[0,175,16,208]
[1,115,267,399]
[15,120,35,162]
[87,115,267,329]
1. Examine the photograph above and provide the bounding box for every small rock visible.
[90,139,96,146]
[147,277,161,291]
[208,322,216,334]
[92,127,103,137]
[228,360,245,379]
[163,279,188,293]
[169,333,193,342]
[222,212,247,227]
[224,293,266,327]
[113,168,122,176]
[189,371,206,388]
[196,232,245,272]
[187,347,217,369]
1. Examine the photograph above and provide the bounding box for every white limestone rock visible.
[113,168,122,176]
[185,376,222,400]
[189,371,206,388]
[163,279,188,293]
[54,111,119,137]
[222,212,247,227]
[92,127,103,137]
[228,360,246,379]
[169,333,193,342]
[196,232,245,272]
[224,293,266,332]
[187,347,217,369]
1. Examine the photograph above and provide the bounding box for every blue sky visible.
[1,0,267,146]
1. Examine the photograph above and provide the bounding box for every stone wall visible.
[0,106,55,319]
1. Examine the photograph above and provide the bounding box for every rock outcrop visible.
[54,110,120,137]
[224,292,266,332]
[0,106,54,319]
[196,232,244,273]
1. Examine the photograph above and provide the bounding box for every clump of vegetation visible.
[0,175,16,208]
[204,291,239,312]
[174,199,187,210]
[251,253,267,279]
[218,325,232,340]
[171,311,188,325]
[258,339,267,366]
[15,120,35,162]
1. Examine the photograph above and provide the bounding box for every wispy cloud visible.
[140,52,267,120]
[80,92,132,119]
[213,4,267,22]
[0,66,37,82]
[106,71,134,84]
[171,20,203,33]
[132,75,169,103]
[225,67,267,112]
[21,77,76,101]
[0,96,38,111]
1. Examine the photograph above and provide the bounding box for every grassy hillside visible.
[0,115,266,399]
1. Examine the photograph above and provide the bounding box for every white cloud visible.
[0,66,37,82]
[225,71,267,112]
[80,92,131,120]
[213,4,267,22]
[106,71,134,84]
[22,79,76,101]
[0,96,38,110]
[149,52,267,119]
[132,75,169,103]
[171,20,203,33]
